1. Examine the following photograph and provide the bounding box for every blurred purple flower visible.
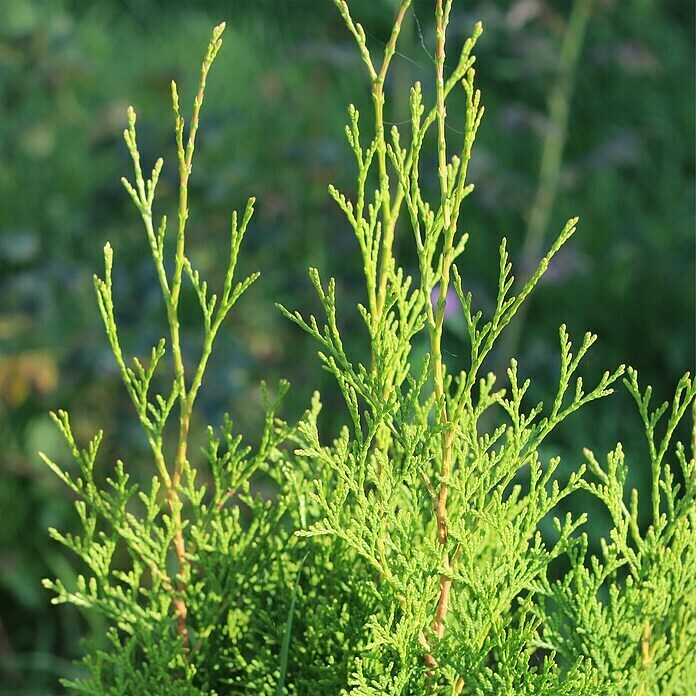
[430,285,460,320]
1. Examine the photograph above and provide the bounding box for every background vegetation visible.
[0,0,693,692]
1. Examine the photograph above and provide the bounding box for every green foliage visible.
[41,2,695,694]
[537,369,696,694]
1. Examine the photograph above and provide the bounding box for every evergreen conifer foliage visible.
[41,3,695,694]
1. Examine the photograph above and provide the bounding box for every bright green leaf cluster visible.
[42,4,695,695]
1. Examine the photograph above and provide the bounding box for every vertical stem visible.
[373,82,393,323]
[368,2,411,462]
[374,0,412,323]
[636,622,652,696]
[166,23,225,650]
[332,0,411,328]
[170,129,192,646]
[431,0,454,647]
[495,1,591,375]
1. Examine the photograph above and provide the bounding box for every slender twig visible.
[119,23,227,650]
[636,622,652,696]
[168,22,226,649]
[373,0,413,322]
[495,1,592,376]
[429,0,455,650]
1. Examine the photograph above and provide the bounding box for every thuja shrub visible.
[42,2,695,694]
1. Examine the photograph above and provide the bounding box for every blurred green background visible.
[0,0,693,692]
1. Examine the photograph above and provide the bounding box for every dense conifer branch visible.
[39,6,695,693]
